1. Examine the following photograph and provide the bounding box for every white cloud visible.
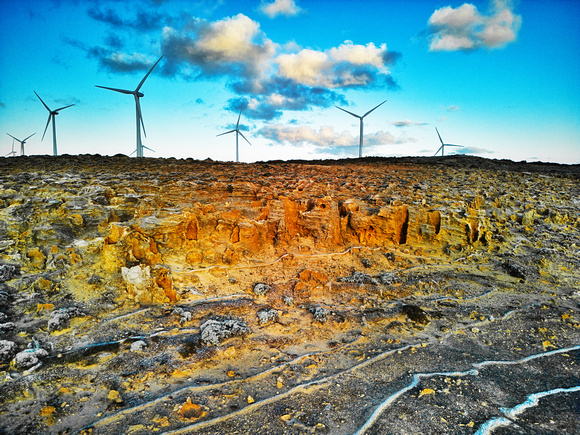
[446,105,461,112]
[393,119,428,128]
[428,0,521,52]
[260,0,301,18]
[275,41,398,88]
[258,124,410,148]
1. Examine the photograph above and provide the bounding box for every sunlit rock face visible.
[0,155,579,435]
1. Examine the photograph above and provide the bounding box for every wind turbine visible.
[5,137,16,157]
[35,92,74,156]
[335,99,387,158]
[96,55,163,158]
[434,127,463,156]
[216,108,251,163]
[6,133,35,156]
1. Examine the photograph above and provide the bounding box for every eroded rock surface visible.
[0,154,579,434]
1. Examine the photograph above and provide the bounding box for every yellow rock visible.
[223,346,236,358]
[107,389,123,403]
[418,388,436,397]
[247,395,255,404]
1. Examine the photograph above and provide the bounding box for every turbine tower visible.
[6,133,35,156]
[434,127,463,156]
[335,99,387,158]
[35,92,74,156]
[216,109,251,163]
[96,55,163,158]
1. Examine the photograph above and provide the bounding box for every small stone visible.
[12,348,48,370]
[200,318,250,346]
[130,340,147,352]
[107,390,123,403]
[253,283,271,296]
[247,395,255,404]
[283,296,294,306]
[309,306,328,323]
[257,309,279,325]
[0,264,20,282]
[0,340,17,362]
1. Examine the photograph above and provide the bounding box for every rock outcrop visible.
[0,155,578,434]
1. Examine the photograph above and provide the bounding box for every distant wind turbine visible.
[96,55,163,158]
[335,99,387,158]
[434,127,463,156]
[5,137,16,157]
[6,133,35,156]
[35,92,74,156]
[217,109,252,163]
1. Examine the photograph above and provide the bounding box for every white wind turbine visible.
[96,55,163,158]
[5,137,17,157]
[335,99,387,158]
[216,109,251,162]
[434,127,463,156]
[6,133,35,156]
[35,92,74,156]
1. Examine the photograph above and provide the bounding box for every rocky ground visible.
[0,154,579,435]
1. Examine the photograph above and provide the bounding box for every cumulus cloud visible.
[161,14,275,82]
[427,0,521,51]
[74,7,401,120]
[446,105,461,112]
[393,120,428,127]
[276,41,400,89]
[260,0,302,18]
[258,124,410,148]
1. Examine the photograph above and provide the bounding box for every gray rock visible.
[0,340,16,362]
[309,306,329,323]
[0,264,19,282]
[200,318,250,346]
[130,340,147,352]
[47,307,86,331]
[257,309,279,325]
[12,348,48,370]
[253,283,271,296]
[338,271,380,286]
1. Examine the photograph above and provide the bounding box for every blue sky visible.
[1,0,579,163]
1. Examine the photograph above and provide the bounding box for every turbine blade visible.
[129,149,136,157]
[217,130,236,137]
[34,91,51,112]
[335,106,361,118]
[238,131,252,146]
[362,99,387,118]
[445,144,463,147]
[135,55,163,92]
[434,145,443,156]
[96,85,134,95]
[55,104,75,112]
[42,115,52,141]
[142,145,155,152]
[236,108,242,129]
[435,127,444,145]
[23,133,36,141]
[6,133,19,141]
